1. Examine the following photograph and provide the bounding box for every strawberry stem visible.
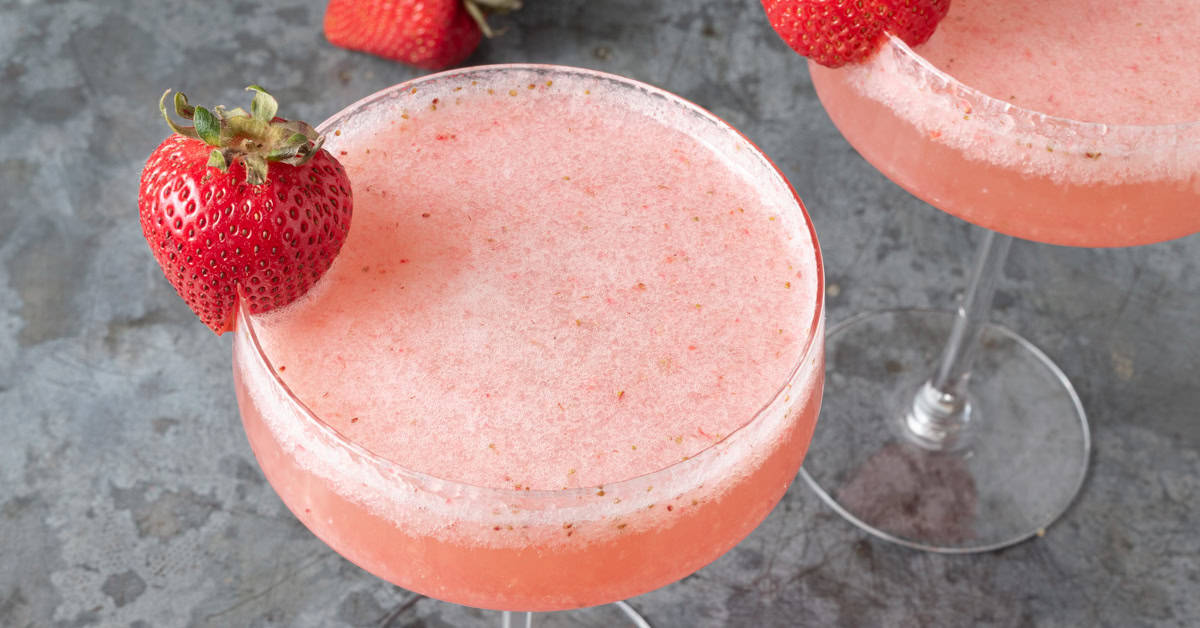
[463,0,523,39]
[156,86,324,185]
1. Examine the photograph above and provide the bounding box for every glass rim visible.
[878,34,1200,134]
[235,63,826,500]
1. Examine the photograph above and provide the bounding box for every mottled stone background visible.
[1,1,1198,626]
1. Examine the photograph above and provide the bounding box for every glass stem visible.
[500,611,533,628]
[905,230,1013,450]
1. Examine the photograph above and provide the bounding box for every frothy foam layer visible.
[237,66,822,549]
[924,0,1200,125]
[841,2,1200,186]
[237,312,822,548]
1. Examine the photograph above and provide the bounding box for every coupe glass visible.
[231,65,826,624]
[802,36,1200,552]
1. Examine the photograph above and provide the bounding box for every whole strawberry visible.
[324,0,522,71]
[138,86,353,334]
[762,0,951,68]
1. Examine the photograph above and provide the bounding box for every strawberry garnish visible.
[138,86,353,334]
[762,0,951,68]
[323,0,522,71]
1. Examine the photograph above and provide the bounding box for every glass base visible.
[393,596,653,627]
[502,601,651,627]
[801,309,1090,553]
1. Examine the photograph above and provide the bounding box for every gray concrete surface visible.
[2,1,1198,626]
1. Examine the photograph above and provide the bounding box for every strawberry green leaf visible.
[266,145,299,161]
[266,133,311,161]
[243,154,269,185]
[173,92,195,119]
[227,115,269,141]
[158,90,200,140]
[193,106,222,146]
[207,149,229,171]
[284,132,309,146]
[246,85,278,123]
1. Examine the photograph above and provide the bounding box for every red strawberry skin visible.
[138,135,353,334]
[324,0,482,71]
[889,0,951,48]
[762,0,951,68]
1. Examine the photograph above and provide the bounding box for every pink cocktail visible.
[809,0,1200,247]
[793,0,1199,552]
[232,65,824,615]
